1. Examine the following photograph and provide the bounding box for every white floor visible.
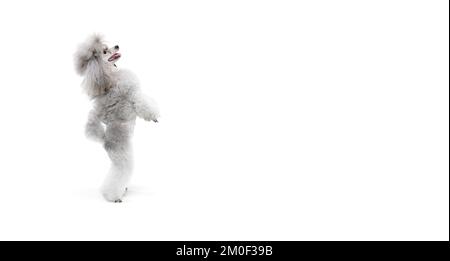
[0,0,448,240]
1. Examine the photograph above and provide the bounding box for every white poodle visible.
[74,34,159,202]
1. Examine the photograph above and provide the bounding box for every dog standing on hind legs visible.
[74,34,159,202]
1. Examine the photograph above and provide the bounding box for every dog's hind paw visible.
[101,185,128,203]
[102,189,125,203]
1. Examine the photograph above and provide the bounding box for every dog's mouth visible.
[108,52,121,62]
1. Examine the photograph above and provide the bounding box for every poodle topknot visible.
[74,34,159,202]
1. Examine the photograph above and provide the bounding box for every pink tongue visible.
[108,53,120,62]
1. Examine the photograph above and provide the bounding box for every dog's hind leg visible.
[100,124,134,202]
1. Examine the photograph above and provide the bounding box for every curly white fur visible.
[74,34,159,202]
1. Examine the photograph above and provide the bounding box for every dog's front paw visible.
[142,107,160,123]
[144,113,159,123]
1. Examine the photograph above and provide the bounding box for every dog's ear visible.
[74,51,92,75]
[74,34,104,75]
[81,56,112,98]
[75,34,111,98]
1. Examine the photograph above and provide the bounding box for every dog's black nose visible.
[114,45,119,49]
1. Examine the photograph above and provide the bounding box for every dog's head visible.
[74,34,121,75]
[74,34,121,97]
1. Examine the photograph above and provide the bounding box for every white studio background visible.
[0,0,448,240]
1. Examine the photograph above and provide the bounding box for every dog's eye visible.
[103,50,107,54]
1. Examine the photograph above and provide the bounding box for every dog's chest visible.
[97,91,135,123]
